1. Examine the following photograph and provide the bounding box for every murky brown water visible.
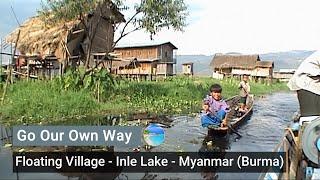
[0,92,299,180]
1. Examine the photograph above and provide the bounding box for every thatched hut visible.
[273,69,295,82]
[6,0,125,65]
[252,61,274,78]
[210,54,260,75]
[114,42,178,77]
[210,54,274,80]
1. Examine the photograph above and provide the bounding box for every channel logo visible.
[143,124,165,146]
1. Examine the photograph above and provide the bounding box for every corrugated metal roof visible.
[115,41,178,49]
[182,62,194,65]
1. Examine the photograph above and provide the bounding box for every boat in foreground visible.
[260,117,320,180]
[207,95,254,137]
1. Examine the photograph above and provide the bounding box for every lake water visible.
[0,92,299,180]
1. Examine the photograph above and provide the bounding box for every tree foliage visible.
[39,0,126,24]
[137,0,187,35]
[55,67,115,101]
[39,0,188,44]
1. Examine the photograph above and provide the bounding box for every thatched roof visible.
[256,61,274,68]
[210,54,260,69]
[6,0,124,61]
[6,17,78,59]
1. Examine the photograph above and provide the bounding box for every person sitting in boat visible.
[238,75,250,112]
[201,84,229,128]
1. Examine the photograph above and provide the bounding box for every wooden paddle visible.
[227,124,242,138]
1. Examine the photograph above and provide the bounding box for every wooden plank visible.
[72,29,84,34]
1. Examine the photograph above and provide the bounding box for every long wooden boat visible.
[260,117,320,180]
[207,95,254,137]
[258,128,296,180]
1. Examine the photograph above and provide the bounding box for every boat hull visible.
[207,95,254,137]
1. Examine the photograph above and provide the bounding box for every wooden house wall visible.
[67,31,85,55]
[167,64,173,75]
[117,62,156,75]
[212,72,224,79]
[157,64,173,75]
[114,44,176,76]
[273,72,294,80]
[182,64,193,74]
[90,18,114,53]
[114,47,158,59]
[231,69,253,75]
[214,68,232,74]
[87,2,117,54]
[158,44,174,63]
[251,67,273,77]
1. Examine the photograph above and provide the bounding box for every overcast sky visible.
[0,0,319,55]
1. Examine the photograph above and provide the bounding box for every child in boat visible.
[238,75,250,112]
[201,84,229,128]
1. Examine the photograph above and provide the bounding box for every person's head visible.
[210,84,222,100]
[243,75,249,82]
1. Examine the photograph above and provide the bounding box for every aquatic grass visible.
[0,80,99,125]
[250,80,289,96]
[0,76,289,126]
[102,76,289,116]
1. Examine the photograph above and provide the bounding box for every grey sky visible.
[0,0,319,55]
[0,0,40,38]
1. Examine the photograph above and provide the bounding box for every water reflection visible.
[199,135,229,180]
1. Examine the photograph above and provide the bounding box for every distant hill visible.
[176,50,315,76]
[176,55,213,75]
[259,50,314,71]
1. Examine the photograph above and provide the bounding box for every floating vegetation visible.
[0,76,288,126]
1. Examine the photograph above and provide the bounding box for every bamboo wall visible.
[116,62,156,75]
[251,67,273,77]
[114,47,158,60]
[158,44,175,63]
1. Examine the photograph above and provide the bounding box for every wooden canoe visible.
[207,95,254,137]
[260,117,320,180]
[259,128,298,180]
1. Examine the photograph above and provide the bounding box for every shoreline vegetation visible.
[0,75,288,126]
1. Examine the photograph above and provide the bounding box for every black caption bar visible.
[13,152,285,173]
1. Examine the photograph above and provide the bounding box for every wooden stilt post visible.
[0,38,3,80]
[10,43,13,84]
[27,58,30,82]
[1,30,20,105]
